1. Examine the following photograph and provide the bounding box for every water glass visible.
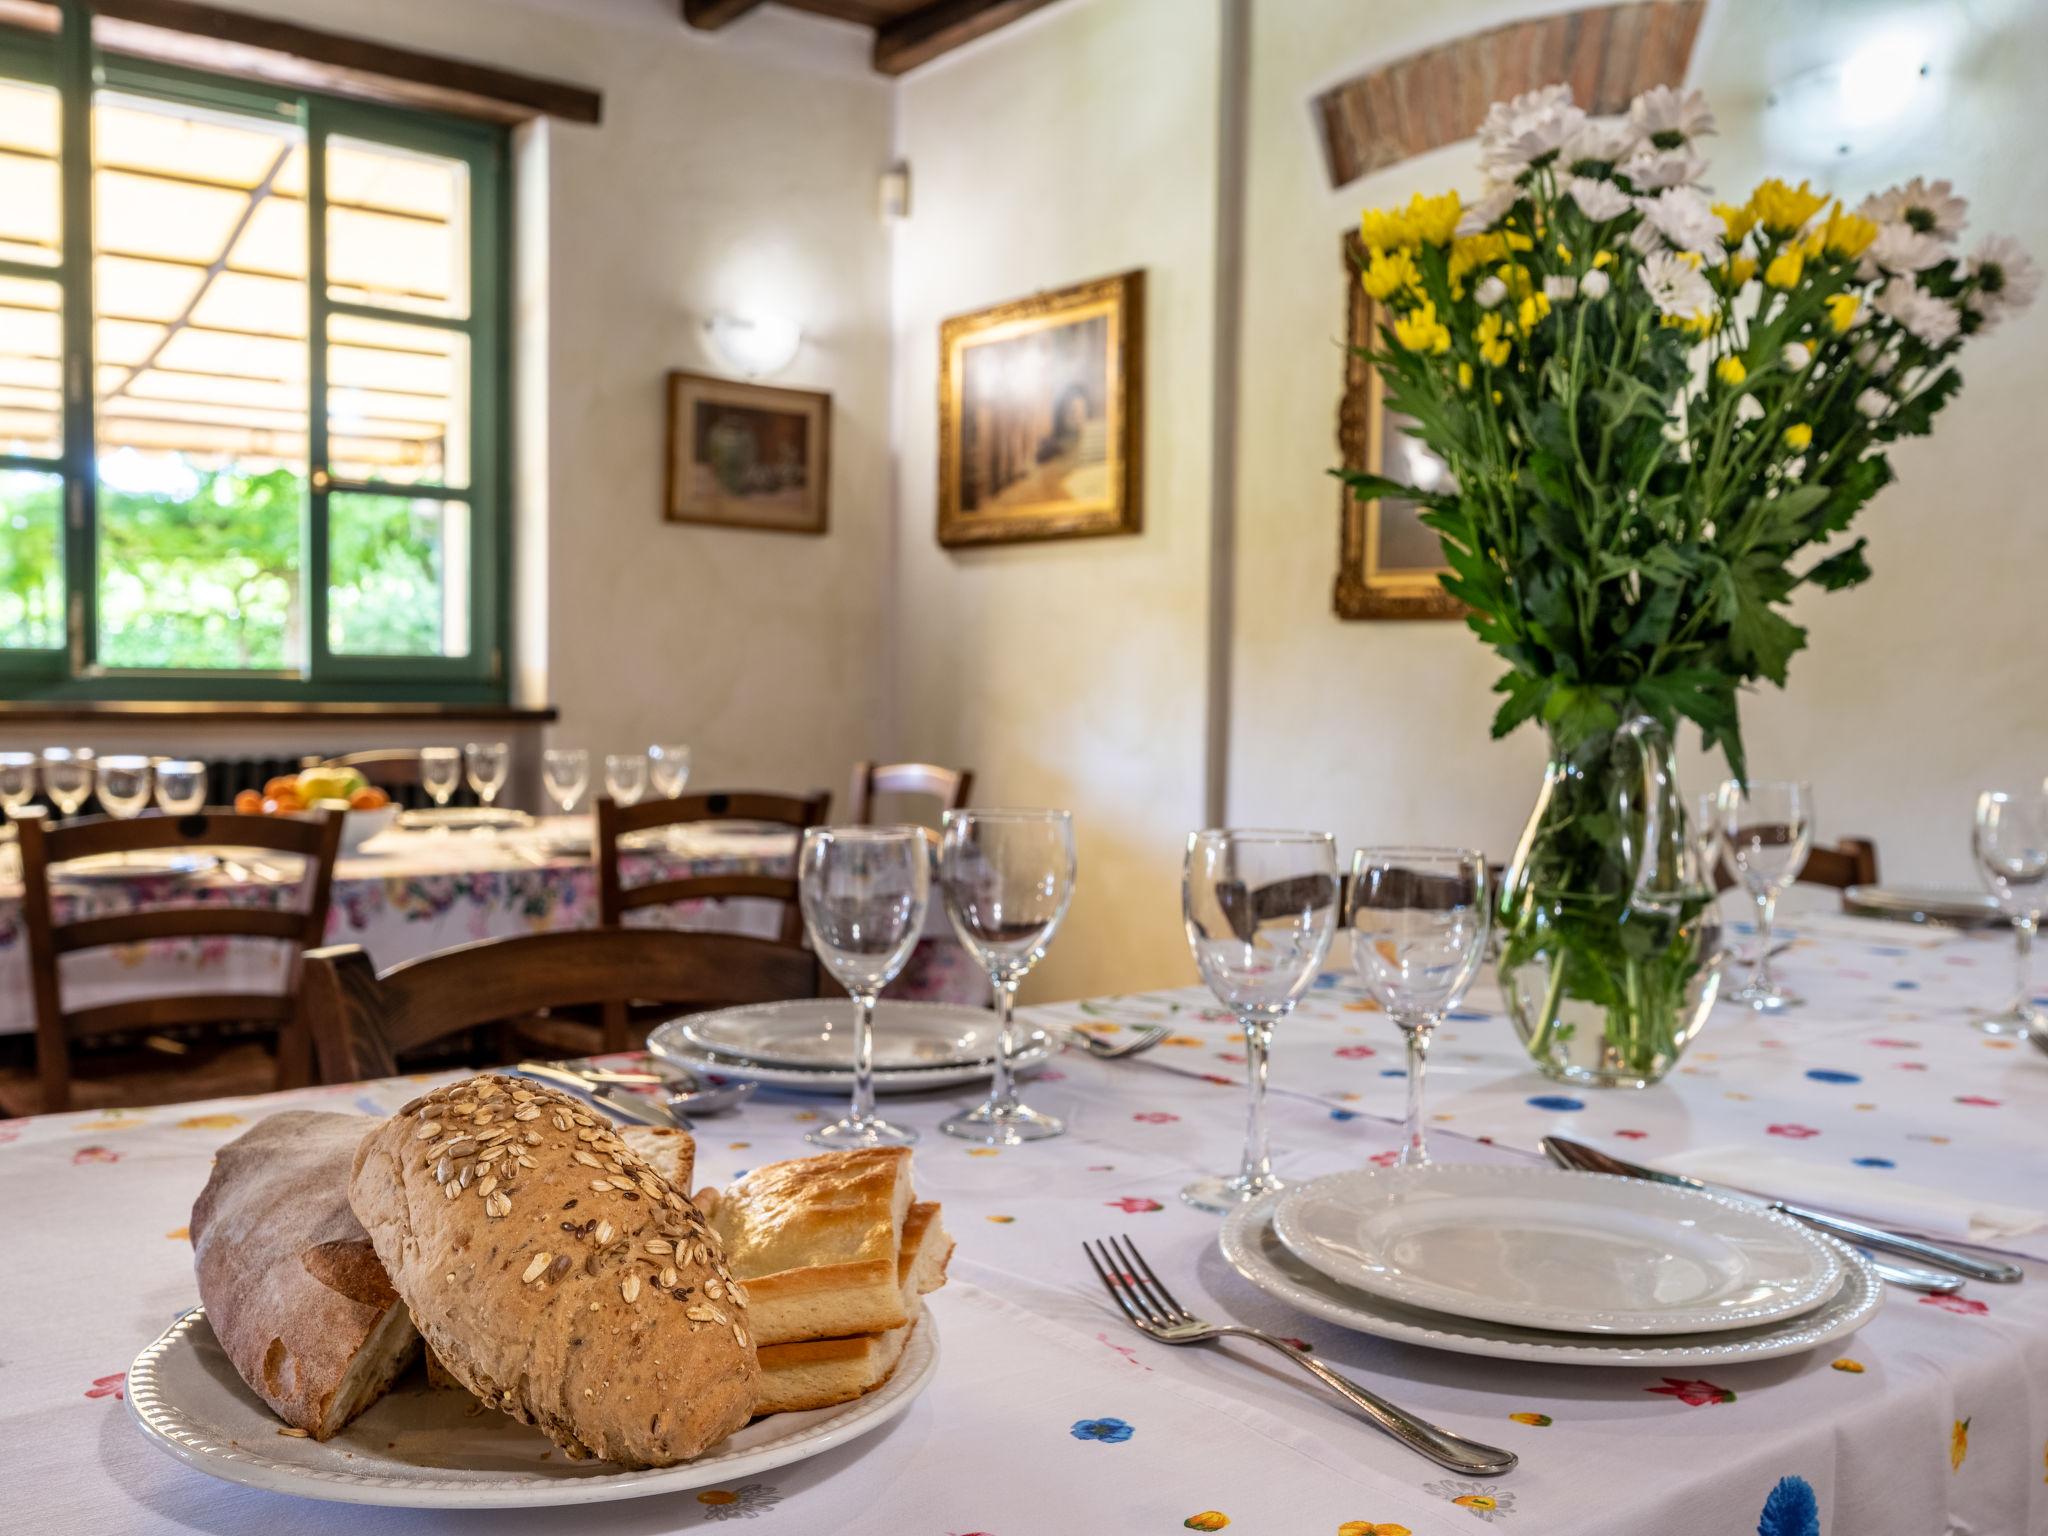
[464,741,510,810]
[0,752,36,817]
[419,747,461,812]
[938,809,1077,1146]
[1717,779,1813,1011]
[96,756,153,820]
[1181,829,1339,1211]
[604,753,647,807]
[42,749,92,818]
[1349,848,1489,1166]
[154,759,208,816]
[798,826,930,1148]
[1973,787,2048,1037]
[542,748,590,815]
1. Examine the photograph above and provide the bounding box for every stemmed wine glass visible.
[542,748,590,816]
[42,749,92,820]
[604,752,647,807]
[0,752,37,818]
[419,747,461,827]
[1348,847,1489,1167]
[649,743,692,849]
[464,741,509,816]
[1717,779,1813,1010]
[154,760,207,816]
[1181,829,1339,1211]
[938,809,1077,1145]
[1972,787,2048,1037]
[798,826,930,1148]
[95,757,152,865]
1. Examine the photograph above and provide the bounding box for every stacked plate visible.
[1220,1165,1883,1366]
[648,999,1051,1095]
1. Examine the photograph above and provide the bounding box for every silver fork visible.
[1063,1024,1170,1060]
[1083,1234,1517,1477]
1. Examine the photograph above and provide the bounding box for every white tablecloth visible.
[2,910,2043,1533]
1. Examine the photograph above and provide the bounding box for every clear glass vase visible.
[1497,713,1724,1088]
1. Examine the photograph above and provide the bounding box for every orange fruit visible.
[349,786,389,810]
[233,789,262,815]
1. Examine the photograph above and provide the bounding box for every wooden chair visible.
[299,748,423,789]
[16,807,343,1114]
[1710,837,1878,897]
[595,790,830,947]
[301,928,818,1084]
[847,761,973,825]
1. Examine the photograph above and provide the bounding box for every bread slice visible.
[349,1074,758,1467]
[708,1146,914,1345]
[189,1111,421,1440]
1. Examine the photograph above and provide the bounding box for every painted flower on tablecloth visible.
[1368,1150,1402,1168]
[967,1148,1001,1158]
[1895,1062,1929,1072]
[1183,1512,1231,1530]
[1954,1095,2001,1107]
[1766,1124,1820,1140]
[695,1482,784,1519]
[1868,1038,1919,1049]
[1105,1197,1162,1213]
[1337,1524,1412,1536]
[1132,1111,1181,1124]
[1421,1478,1517,1521]
[1951,1417,1970,1470]
[71,1145,119,1164]
[0,1125,21,1145]
[1070,1416,1134,1444]
[1646,1376,1736,1406]
[176,1113,244,1131]
[1164,1034,1204,1047]
[84,1373,125,1401]
[1755,1474,1820,1536]
[1095,1332,1148,1369]
[1830,1358,1864,1373]
[1335,1045,1378,1059]
[985,1215,1014,1224]
[1508,1412,1552,1426]
[165,1226,189,1241]
[1278,1336,1313,1352]
[1920,1294,1989,1316]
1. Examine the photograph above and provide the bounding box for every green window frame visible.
[0,1,510,703]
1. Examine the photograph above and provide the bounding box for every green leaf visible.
[1490,671,1548,738]
[1727,576,1807,686]
[1542,684,1622,750]
[1818,454,1892,534]
[1879,367,1962,439]
[1800,538,1871,591]
[1330,468,1455,510]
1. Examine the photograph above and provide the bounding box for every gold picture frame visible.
[1335,232,1464,621]
[665,370,831,535]
[937,270,1144,548]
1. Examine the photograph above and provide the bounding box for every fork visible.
[1063,1024,1170,1060]
[1083,1234,1517,1477]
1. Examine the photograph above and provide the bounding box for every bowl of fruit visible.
[234,767,396,855]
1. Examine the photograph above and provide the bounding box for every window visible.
[0,7,507,701]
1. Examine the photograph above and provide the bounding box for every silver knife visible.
[511,1062,684,1130]
[1543,1135,2023,1285]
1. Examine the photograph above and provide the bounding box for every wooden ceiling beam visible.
[872,0,1061,76]
[681,0,773,29]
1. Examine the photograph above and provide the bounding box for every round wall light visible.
[705,311,803,378]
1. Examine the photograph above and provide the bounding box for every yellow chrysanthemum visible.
[1517,291,1552,332]
[1491,388,1503,404]
[1393,299,1451,354]
[1591,250,1614,269]
[1497,263,1534,300]
[1475,312,1512,367]
[1504,229,1535,252]
[1823,207,1879,260]
[1447,234,1495,285]
[1555,243,1573,262]
[1405,189,1462,248]
[1751,177,1829,238]
[1782,422,1813,450]
[1825,293,1861,333]
[1723,254,1759,288]
[1457,360,1474,390]
[1715,355,1747,386]
[1764,248,1805,290]
[1361,248,1420,302]
[1666,311,1722,338]
[1359,206,1415,254]
[1714,201,1758,243]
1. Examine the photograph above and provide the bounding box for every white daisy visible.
[1856,177,1967,242]
[1859,223,1948,279]
[1872,279,1960,347]
[1567,176,1634,223]
[1854,339,1897,376]
[1629,86,1715,149]
[1544,274,1578,303]
[1781,341,1811,371]
[1963,233,2040,314]
[1638,251,1718,324]
[1619,146,1710,190]
[1628,218,1668,258]
[1636,186,1725,262]
[1455,184,1520,236]
[1856,388,1891,418]
[1474,274,1508,309]
[1561,116,1639,175]
[1580,268,1611,300]
[1477,84,1585,179]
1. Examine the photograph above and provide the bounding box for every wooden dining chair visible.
[300,928,818,1084]
[595,790,831,946]
[846,761,973,825]
[16,807,344,1114]
[1710,837,1878,897]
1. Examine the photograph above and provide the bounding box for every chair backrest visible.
[301,927,818,1084]
[1709,836,1879,895]
[17,807,344,1113]
[300,748,423,789]
[846,761,973,825]
[594,790,830,945]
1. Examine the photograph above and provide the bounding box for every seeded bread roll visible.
[348,1073,758,1467]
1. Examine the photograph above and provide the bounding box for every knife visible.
[511,1062,686,1130]
[1542,1135,2024,1285]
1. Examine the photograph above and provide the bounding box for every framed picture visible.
[937,270,1143,548]
[1334,233,1464,621]
[664,371,830,535]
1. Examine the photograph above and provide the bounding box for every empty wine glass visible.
[96,755,152,821]
[938,809,1077,1145]
[1972,787,2048,1037]
[1181,829,1339,1210]
[42,749,92,819]
[464,741,510,813]
[604,752,647,807]
[1349,847,1489,1167]
[798,826,930,1148]
[419,747,461,819]
[648,742,691,798]
[153,760,207,815]
[0,752,36,818]
[1717,779,1813,1011]
[542,748,590,815]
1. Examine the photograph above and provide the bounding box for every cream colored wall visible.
[887,0,1222,999]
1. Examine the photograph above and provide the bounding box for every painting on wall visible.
[937,270,1143,548]
[665,371,830,535]
[1335,233,1465,620]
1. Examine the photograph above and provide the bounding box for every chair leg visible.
[275,1013,312,1091]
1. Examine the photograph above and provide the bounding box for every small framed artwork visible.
[937,269,1143,548]
[664,371,830,535]
[1334,233,1464,621]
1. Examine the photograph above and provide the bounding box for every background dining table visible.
[0,817,983,1035]
[2,897,2044,1533]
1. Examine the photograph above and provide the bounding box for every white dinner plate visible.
[128,1306,936,1509]
[1272,1165,1844,1336]
[680,999,1014,1071]
[396,807,535,833]
[56,850,219,883]
[1223,1194,1880,1368]
[1843,884,2005,928]
[649,1019,1051,1095]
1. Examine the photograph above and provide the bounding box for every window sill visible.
[0,701,557,725]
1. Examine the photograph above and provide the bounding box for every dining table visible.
[0,816,983,1033]
[3,894,2044,1533]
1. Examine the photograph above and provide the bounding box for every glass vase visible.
[1497,713,1724,1088]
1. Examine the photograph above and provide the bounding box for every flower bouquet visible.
[1343,83,2036,1085]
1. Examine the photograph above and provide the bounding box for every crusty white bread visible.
[899,1202,952,1302]
[708,1146,914,1345]
[349,1074,758,1466]
[189,1111,421,1440]
[620,1125,694,1193]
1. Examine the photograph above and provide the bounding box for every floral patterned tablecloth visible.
[1,904,2044,1532]
[0,819,982,1035]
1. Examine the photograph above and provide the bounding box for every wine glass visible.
[648,743,691,799]
[463,741,510,813]
[1972,787,2048,1037]
[938,809,1077,1145]
[419,747,461,820]
[96,755,152,822]
[1349,847,1489,1167]
[798,826,930,1148]
[604,752,647,807]
[42,749,92,819]
[1181,829,1339,1210]
[1717,779,1813,1011]
[0,752,36,818]
[154,759,207,816]
[542,748,589,816]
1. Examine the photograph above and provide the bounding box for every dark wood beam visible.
[682,0,771,29]
[873,0,1062,76]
